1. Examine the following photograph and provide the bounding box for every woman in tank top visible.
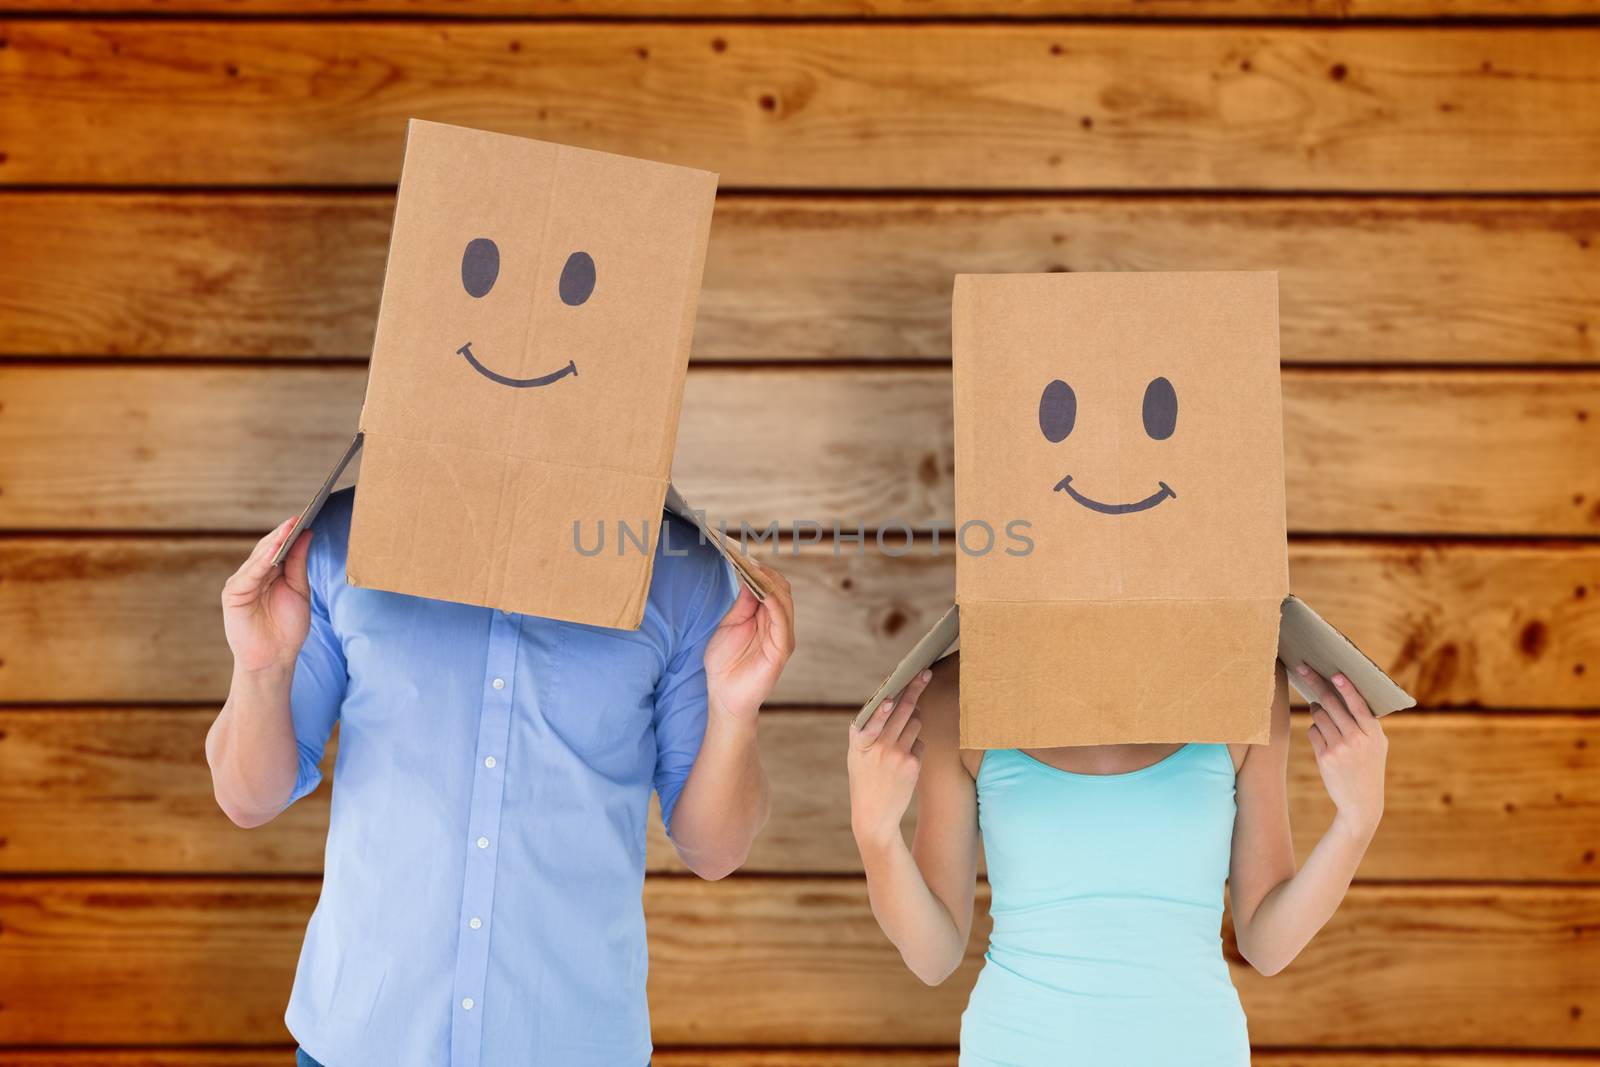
[846,656,1388,1066]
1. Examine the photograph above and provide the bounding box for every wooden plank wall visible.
[0,1,1597,1063]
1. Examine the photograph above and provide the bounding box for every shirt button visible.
[492,678,506,691]
[469,917,482,930]
[484,756,497,769]
[462,997,475,1011]
[476,836,489,850]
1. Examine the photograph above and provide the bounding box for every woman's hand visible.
[1294,663,1388,839]
[222,517,313,678]
[704,561,796,726]
[848,669,933,850]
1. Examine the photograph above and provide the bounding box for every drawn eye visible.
[559,251,596,306]
[461,238,499,298]
[1038,379,1077,443]
[1142,377,1178,440]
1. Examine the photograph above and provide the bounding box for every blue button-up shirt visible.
[281,489,735,1067]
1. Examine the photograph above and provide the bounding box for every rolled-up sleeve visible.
[652,556,737,837]
[284,525,347,807]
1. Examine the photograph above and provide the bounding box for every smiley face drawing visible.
[1039,375,1179,514]
[951,271,1287,608]
[356,118,722,515]
[454,238,592,388]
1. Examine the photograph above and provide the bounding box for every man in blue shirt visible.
[207,488,793,1066]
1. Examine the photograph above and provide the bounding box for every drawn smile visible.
[1054,475,1176,515]
[456,341,577,388]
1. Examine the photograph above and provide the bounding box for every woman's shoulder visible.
[922,651,960,725]
[921,653,984,779]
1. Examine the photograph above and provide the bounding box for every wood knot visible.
[1519,620,1549,660]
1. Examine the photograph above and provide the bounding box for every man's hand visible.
[223,516,313,678]
[668,561,791,879]
[208,517,314,828]
[704,561,796,724]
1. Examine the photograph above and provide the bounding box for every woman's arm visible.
[1228,660,1389,976]
[847,657,980,986]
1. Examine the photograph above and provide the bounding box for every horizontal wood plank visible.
[2,193,1595,364]
[656,1056,1600,1067]
[2,24,1597,189]
[0,878,1596,1046]
[0,1054,307,1067]
[0,538,1594,708]
[4,0,1598,17]
[2,1054,1597,1067]
[0,707,338,875]
[2,367,1596,536]
[3,708,1595,881]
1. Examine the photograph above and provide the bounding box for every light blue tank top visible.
[961,744,1249,1066]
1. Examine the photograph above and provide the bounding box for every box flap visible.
[273,439,754,628]
[271,432,364,568]
[663,483,770,601]
[1279,595,1417,716]
[852,593,1414,743]
[852,604,961,728]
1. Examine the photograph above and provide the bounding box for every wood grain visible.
[2,366,1596,536]
[3,193,1596,364]
[0,878,1596,1046]
[0,3,1591,1061]
[4,0,1596,16]
[0,707,339,875]
[3,707,1596,881]
[0,194,394,361]
[3,1053,1597,1067]
[2,23,1597,189]
[0,537,1594,708]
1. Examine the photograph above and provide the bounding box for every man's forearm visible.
[668,710,770,880]
[205,666,301,828]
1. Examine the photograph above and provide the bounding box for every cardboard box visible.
[273,120,762,628]
[856,272,1414,747]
